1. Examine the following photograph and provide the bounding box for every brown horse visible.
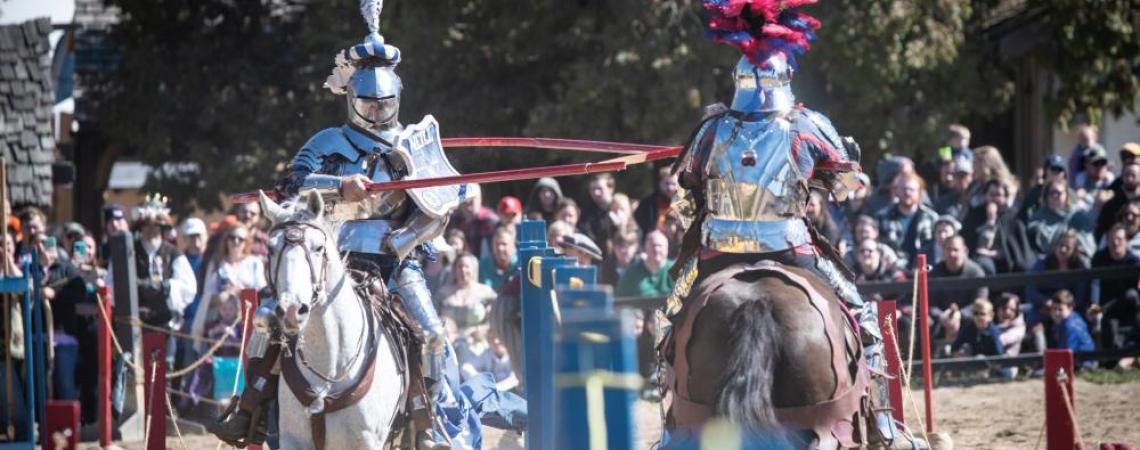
[666,261,866,449]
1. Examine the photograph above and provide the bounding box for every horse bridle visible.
[268,220,367,384]
[267,221,334,309]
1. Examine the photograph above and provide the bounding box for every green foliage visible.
[89,0,1138,213]
[1037,0,1140,127]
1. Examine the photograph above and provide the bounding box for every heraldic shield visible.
[394,115,465,218]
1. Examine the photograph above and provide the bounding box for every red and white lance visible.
[230,136,856,203]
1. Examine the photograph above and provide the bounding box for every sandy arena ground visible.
[115,378,1139,450]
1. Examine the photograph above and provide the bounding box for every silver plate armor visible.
[393,115,465,219]
[697,114,812,253]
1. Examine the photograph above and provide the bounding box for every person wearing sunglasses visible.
[189,220,267,354]
[1027,179,1095,258]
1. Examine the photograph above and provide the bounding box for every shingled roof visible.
[1,18,56,209]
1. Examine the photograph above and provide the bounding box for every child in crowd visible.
[1049,289,1095,354]
[951,298,1003,357]
[206,291,244,357]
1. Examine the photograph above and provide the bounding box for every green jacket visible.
[614,258,674,298]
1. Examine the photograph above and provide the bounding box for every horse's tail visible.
[714,296,781,428]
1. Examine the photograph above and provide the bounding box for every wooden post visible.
[142,332,167,450]
[916,254,935,433]
[97,286,113,447]
[1045,349,1076,450]
[877,300,904,424]
[239,288,263,450]
[110,231,145,440]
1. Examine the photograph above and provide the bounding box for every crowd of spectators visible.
[2,124,1138,434]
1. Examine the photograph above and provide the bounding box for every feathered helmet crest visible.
[325,0,403,95]
[132,193,172,227]
[703,0,821,68]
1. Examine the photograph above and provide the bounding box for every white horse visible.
[260,191,405,450]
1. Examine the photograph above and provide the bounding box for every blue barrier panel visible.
[518,220,548,247]
[556,287,638,450]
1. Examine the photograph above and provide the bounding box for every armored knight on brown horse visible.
[660,1,927,448]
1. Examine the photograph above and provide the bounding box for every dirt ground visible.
[109,378,1139,450]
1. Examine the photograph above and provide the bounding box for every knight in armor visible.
[208,9,464,449]
[665,1,923,448]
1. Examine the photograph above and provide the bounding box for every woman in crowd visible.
[806,191,842,246]
[189,220,267,352]
[524,177,564,222]
[1118,199,1140,258]
[844,215,902,271]
[1027,179,1095,258]
[969,146,1021,210]
[1026,229,1092,325]
[438,253,497,331]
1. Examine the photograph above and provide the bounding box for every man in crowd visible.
[450,184,500,258]
[497,196,523,229]
[15,207,47,265]
[479,226,517,291]
[1074,146,1115,204]
[930,215,961,265]
[933,154,973,218]
[579,173,616,245]
[634,166,679,235]
[1020,155,1071,222]
[558,232,603,266]
[181,218,208,277]
[600,228,641,285]
[876,172,938,269]
[99,204,129,263]
[1097,161,1140,239]
[1091,223,1140,349]
[615,230,673,298]
[928,235,988,310]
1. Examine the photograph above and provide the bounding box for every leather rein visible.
[267,220,385,450]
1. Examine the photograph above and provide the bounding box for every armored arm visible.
[384,207,449,260]
[276,128,360,199]
[794,109,865,201]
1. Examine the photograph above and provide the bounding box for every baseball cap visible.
[1043,154,1066,171]
[182,218,207,236]
[103,204,125,222]
[497,196,522,215]
[1120,142,1140,158]
[62,222,86,238]
[952,154,974,173]
[1085,145,1108,164]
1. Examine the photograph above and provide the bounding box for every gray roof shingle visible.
[1,17,56,209]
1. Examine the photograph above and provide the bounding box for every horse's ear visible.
[302,189,325,219]
[259,191,288,225]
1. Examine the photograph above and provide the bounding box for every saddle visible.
[662,261,869,449]
[279,271,433,450]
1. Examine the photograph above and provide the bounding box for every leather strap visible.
[281,298,382,450]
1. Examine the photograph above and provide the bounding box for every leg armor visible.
[389,259,448,384]
[207,298,281,447]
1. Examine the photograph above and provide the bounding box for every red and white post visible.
[1044,349,1077,450]
[877,299,905,424]
[239,288,263,450]
[916,254,935,433]
[142,332,167,450]
[97,286,113,447]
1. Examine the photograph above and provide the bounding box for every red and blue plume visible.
[703,0,821,68]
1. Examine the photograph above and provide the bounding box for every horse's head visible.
[260,190,339,335]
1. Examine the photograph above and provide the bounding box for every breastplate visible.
[321,143,410,223]
[703,116,807,222]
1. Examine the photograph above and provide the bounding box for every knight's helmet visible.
[325,0,403,134]
[705,0,821,115]
[731,54,794,113]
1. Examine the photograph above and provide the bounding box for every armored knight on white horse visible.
[209,1,483,448]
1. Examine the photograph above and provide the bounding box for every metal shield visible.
[394,115,465,218]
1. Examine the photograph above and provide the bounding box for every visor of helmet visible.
[351,96,399,125]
